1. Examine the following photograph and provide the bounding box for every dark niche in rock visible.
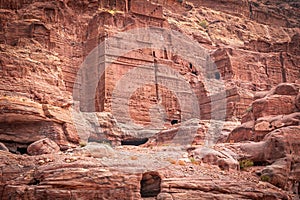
[121,138,148,146]
[140,171,161,197]
[171,119,179,125]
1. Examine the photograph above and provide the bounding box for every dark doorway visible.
[17,147,28,154]
[140,172,161,197]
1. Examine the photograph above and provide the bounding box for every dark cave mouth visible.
[121,138,149,146]
[0,140,30,155]
[140,171,161,197]
[171,119,179,125]
[17,147,28,154]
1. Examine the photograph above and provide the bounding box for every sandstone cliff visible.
[0,0,299,199]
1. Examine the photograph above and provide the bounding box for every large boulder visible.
[226,121,254,142]
[27,138,60,155]
[228,83,300,143]
[190,147,239,171]
[252,95,296,120]
[251,83,299,120]
[262,126,300,163]
[0,97,79,151]
[273,83,299,96]
[257,113,300,131]
[258,158,291,189]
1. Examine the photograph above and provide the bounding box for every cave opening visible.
[121,138,148,146]
[253,161,269,166]
[17,147,28,155]
[171,119,179,125]
[140,171,161,197]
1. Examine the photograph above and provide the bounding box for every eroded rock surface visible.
[0,0,299,199]
[228,83,300,142]
[0,147,294,200]
[221,83,300,196]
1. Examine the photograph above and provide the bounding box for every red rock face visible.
[0,0,300,199]
[0,0,298,131]
[228,83,300,142]
[224,83,300,194]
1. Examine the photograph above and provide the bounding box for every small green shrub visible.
[261,174,271,182]
[189,157,199,165]
[177,0,183,3]
[199,20,208,29]
[246,106,253,112]
[189,157,195,163]
[239,159,254,170]
[79,140,87,147]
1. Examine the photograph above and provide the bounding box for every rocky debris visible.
[215,121,241,143]
[27,138,60,155]
[209,83,300,194]
[0,147,295,200]
[231,126,300,164]
[157,193,173,200]
[228,83,300,142]
[67,147,92,157]
[259,126,300,189]
[254,112,300,132]
[62,122,80,144]
[223,122,300,193]
[145,119,202,146]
